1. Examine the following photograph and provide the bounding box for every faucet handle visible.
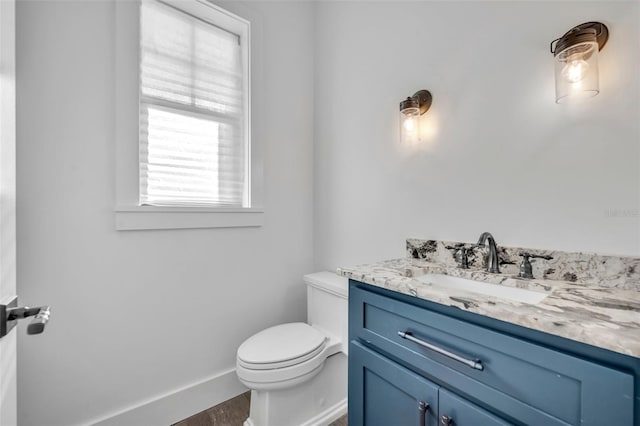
[520,252,553,261]
[445,244,469,269]
[518,253,534,279]
[518,252,553,279]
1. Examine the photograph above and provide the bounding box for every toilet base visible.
[242,352,347,426]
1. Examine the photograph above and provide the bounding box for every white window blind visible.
[139,0,248,207]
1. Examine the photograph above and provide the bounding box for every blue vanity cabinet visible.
[350,341,439,426]
[438,388,511,426]
[350,341,510,426]
[348,280,637,426]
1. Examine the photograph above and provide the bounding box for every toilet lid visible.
[237,323,327,370]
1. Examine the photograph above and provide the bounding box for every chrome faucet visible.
[477,232,500,273]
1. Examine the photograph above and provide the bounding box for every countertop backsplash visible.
[406,238,640,290]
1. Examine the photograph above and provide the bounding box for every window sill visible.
[115,206,264,230]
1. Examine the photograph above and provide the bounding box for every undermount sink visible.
[415,273,549,305]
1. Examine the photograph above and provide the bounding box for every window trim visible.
[115,0,263,231]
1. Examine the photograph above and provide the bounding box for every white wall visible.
[16,1,315,425]
[14,0,640,424]
[314,1,640,271]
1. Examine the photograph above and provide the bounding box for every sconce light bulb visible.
[561,58,589,83]
[403,115,417,132]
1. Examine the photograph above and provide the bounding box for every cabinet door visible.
[349,341,438,426]
[439,388,512,426]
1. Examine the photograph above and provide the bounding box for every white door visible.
[0,0,17,424]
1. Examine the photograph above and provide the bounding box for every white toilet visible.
[236,272,348,426]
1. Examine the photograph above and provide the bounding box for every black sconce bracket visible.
[550,22,609,55]
[399,90,433,115]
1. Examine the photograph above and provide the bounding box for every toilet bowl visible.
[236,272,348,426]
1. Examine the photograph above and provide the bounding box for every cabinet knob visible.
[441,415,453,425]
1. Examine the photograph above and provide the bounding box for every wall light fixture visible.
[399,90,432,144]
[550,22,609,104]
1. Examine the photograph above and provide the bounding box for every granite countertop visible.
[338,257,640,358]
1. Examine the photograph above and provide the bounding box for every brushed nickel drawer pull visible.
[418,401,429,426]
[398,331,484,371]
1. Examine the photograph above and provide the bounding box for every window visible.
[115,0,263,230]
[140,0,248,207]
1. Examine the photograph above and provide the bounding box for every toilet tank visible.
[303,272,349,354]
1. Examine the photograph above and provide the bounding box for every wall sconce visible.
[399,90,432,144]
[550,22,609,104]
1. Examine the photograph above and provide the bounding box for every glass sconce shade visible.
[554,37,599,103]
[400,99,421,144]
[551,22,608,104]
[399,91,432,144]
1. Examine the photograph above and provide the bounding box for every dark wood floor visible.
[173,392,251,426]
[173,391,347,426]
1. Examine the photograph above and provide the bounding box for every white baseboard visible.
[89,368,247,426]
[301,399,347,426]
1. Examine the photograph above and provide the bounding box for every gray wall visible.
[314,0,640,270]
[16,1,315,425]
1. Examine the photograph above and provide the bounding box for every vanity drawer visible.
[350,282,634,426]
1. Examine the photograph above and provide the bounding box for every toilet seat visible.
[236,323,341,391]
[237,323,327,370]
